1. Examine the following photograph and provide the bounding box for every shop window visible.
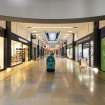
[76,44,82,61]
[23,44,29,62]
[101,38,105,71]
[83,43,89,65]
[67,48,73,59]
[0,37,4,69]
[11,40,23,66]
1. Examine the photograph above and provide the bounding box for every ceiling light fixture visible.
[65,34,70,36]
[29,27,73,29]
[32,31,37,33]
[68,31,72,33]
[64,36,68,38]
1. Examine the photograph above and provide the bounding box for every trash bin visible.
[47,53,55,72]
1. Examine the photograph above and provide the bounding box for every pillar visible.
[64,40,67,57]
[37,40,40,57]
[29,34,33,60]
[61,43,64,57]
[4,21,11,69]
[72,33,76,60]
[93,21,101,69]
[89,41,91,66]
[82,43,84,58]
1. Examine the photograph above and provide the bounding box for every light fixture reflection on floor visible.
[31,60,33,62]
[6,68,12,72]
[90,81,95,93]
[92,68,99,74]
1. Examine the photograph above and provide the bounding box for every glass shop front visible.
[83,41,94,66]
[76,40,94,67]
[11,40,23,66]
[11,40,29,66]
[67,47,73,59]
[75,44,82,61]
[22,44,29,62]
[0,37,4,70]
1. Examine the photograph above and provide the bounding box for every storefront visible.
[11,33,30,66]
[11,40,23,66]
[67,44,73,59]
[0,37,4,70]
[75,44,82,61]
[23,44,29,62]
[83,42,90,65]
[76,34,94,67]
[0,26,5,70]
[0,21,31,70]
[101,27,105,71]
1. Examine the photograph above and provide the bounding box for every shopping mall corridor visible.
[0,58,105,105]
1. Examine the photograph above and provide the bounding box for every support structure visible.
[72,33,76,60]
[61,43,64,57]
[37,40,40,57]
[82,43,84,58]
[64,40,67,57]
[4,21,11,69]
[29,34,33,60]
[89,41,91,66]
[93,21,101,69]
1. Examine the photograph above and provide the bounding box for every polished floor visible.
[0,58,105,105]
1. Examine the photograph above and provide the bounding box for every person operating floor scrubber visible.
[47,52,55,72]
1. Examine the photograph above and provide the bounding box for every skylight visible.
[45,32,60,41]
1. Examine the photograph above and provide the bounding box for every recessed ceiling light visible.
[64,36,68,38]
[30,27,73,29]
[68,31,72,33]
[65,34,70,36]
[32,31,37,33]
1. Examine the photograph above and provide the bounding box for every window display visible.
[23,44,29,62]
[67,49,70,58]
[78,44,82,61]
[76,39,94,67]
[83,43,89,65]
[83,41,94,66]
[75,44,82,61]
[11,40,23,66]
[69,48,73,59]
[101,38,105,71]
[67,48,72,59]
[0,37,4,69]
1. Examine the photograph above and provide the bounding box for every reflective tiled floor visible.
[0,58,105,105]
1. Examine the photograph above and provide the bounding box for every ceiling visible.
[11,22,93,48]
[1,20,105,49]
[0,0,105,20]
